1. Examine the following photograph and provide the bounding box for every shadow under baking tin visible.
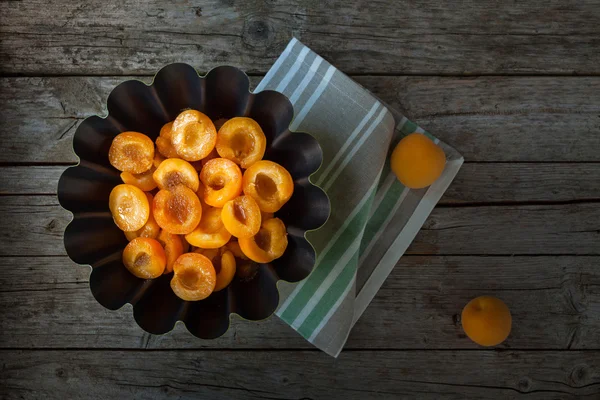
[57,63,330,338]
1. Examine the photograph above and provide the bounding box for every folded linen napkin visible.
[256,38,464,357]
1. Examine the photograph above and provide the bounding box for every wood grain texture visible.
[1,256,598,350]
[2,196,597,256]
[2,0,600,75]
[2,349,599,399]
[1,76,599,163]
[3,164,600,204]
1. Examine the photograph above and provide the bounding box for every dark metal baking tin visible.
[57,63,329,339]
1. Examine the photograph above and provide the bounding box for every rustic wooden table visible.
[1,1,599,399]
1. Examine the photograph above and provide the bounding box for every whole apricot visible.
[390,133,445,189]
[461,296,512,346]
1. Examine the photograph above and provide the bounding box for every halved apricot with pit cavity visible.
[157,230,184,274]
[221,195,261,238]
[199,158,242,207]
[185,202,231,249]
[109,131,154,173]
[156,122,179,159]
[124,193,160,240]
[153,158,199,192]
[216,117,266,168]
[153,186,202,234]
[170,253,216,301]
[201,148,219,168]
[109,184,150,232]
[194,248,236,291]
[243,160,294,213]
[171,110,217,161]
[239,218,288,263]
[123,237,166,279]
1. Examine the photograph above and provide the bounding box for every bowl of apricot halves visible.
[57,64,329,338]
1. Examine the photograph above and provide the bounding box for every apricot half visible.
[185,202,231,249]
[153,158,199,192]
[109,184,150,232]
[171,110,217,161]
[157,230,184,274]
[226,240,259,281]
[243,160,294,213]
[156,122,179,159]
[153,186,202,234]
[170,253,216,301]
[221,195,261,239]
[124,193,161,241]
[109,131,154,174]
[194,248,236,292]
[199,158,242,207]
[239,218,288,263]
[216,117,266,168]
[120,166,158,192]
[122,237,166,279]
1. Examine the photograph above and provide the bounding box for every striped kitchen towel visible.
[256,38,464,357]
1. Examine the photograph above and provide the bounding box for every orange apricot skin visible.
[109,131,155,174]
[194,248,237,292]
[109,184,150,232]
[171,110,217,161]
[185,203,231,249]
[153,158,200,192]
[214,250,236,291]
[242,160,294,213]
[120,168,158,192]
[199,158,243,207]
[122,237,166,279]
[390,133,446,189]
[216,117,266,168]
[157,230,184,274]
[153,186,202,235]
[156,122,179,158]
[238,218,288,263]
[461,296,512,347]
[170,253,216,301]
[221,195,261,239]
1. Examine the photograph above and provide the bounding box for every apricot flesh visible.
[239,218,287,263]
[109,184,150,232]
[124,193,160,240]
[185,202,231,249]
[157,230,184,274]
[199,158,242,207]
[153,158,199,192]
[122,237,166,279]
[216,117,266,168]
[390,133,446,189]
[153,186,202,234]
[243,160,294,213]
[195,248,236,292]
[171,110,217,161]
[170,253,216,301]
[109,131,155,174]
[221,195,261,239]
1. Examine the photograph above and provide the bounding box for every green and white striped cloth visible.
[256,38,464,357]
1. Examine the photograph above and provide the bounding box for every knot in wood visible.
[243,17,275,49]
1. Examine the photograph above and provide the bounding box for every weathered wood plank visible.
[2,0,600,75]
[1,256,598,349]
[3,164,600,203]
[2,76,599,163]
[2,349,599,399]
[2,196,598,256]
